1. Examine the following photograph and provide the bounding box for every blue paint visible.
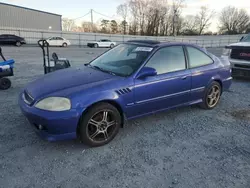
[19,42,232,141]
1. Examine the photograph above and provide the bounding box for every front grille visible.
[234,64,250,69]
[231,49,250,61]
[23,90,34,105]
[232,68,250,78]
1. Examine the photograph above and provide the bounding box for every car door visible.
[185,46,215,102]
[56,37,64,46]
[105,40,112,47]
[131,45,191,117]
[0,35,5,45]
[48,37,57,46]
[7,35,14,45]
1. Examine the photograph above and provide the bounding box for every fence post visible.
[18,29,21,36]
[202,40,204,47]
[123,35,125,42]
[79,33,81,47]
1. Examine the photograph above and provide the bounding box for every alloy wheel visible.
[206,85,220,108]
[87,110,117,143]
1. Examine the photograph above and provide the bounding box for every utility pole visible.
[90,9,94,32]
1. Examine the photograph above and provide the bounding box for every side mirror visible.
[137,67,157,79]
[240,36,244,41]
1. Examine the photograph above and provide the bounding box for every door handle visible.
[181,76,188,80]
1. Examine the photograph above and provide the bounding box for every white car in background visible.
[87,39,116,48]
[46,37,71,47]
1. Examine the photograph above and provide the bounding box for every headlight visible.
[222,48,231,56]
[35,97,71,111]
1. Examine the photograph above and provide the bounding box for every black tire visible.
[110,43,114,48]
[62,43,67,47]
[199,81,221,110]
[79,102,121,147]
[0,77,11,90]
[94,43,98,48]
[16,41,22,47]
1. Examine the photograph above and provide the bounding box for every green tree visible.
[110,20,118,33]
[101,19,110,33]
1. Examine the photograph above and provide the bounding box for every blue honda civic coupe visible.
[19,40,232,147]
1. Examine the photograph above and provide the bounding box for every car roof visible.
[126,40,203,49]
[0,34,17,36]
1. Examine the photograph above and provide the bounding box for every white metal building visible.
[0,2,62,31]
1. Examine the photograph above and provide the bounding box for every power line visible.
[72,11,91,20]
[92,10,114,19]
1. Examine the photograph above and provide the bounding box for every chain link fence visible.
[0,27,244,47]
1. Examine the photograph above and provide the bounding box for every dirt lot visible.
[1,46,250,188]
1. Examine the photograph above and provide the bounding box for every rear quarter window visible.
[186,46,213,68]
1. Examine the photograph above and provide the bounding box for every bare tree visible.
[171,0,185,36]
[195,6,214,35]
[219,6,250,34]
[62,18,76,31]
[117,3,128,34]
[81,22,97,32]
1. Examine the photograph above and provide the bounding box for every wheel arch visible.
[213,79,223,92]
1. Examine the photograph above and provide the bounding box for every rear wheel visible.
[110,43,115,48]
[16,41,21,47]
[94,43,98,48]
[0,77,11,90]
[199,81,221,109]
[79,103,121,147]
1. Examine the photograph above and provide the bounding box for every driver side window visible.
[146,46,186,75]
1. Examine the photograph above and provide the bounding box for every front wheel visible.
[16,41,22,47]
[110,44,114,48]
[199,81,221,109]
[94,43,98,48]
[79,103,121,147]
[0,77,11,90]
[62,43,67,47]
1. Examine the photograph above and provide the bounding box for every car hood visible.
[25,66,115,99]
[226,42,250,48]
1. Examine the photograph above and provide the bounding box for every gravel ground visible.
[1,46,250,188]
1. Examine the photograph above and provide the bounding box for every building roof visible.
[0,2,62,17]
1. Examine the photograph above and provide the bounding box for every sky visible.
[2,0,250,32]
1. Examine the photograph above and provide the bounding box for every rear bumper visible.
[222,76,232,91]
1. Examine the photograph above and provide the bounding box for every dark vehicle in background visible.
[222,33,250,78]
[0,34,26,47]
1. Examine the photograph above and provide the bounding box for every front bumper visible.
[229,58,250,78]
[19,93,83,141]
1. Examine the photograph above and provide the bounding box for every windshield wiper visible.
[86,64,117,76]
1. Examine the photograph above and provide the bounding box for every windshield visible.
[89,44,153,76]
[241,35,250,42]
